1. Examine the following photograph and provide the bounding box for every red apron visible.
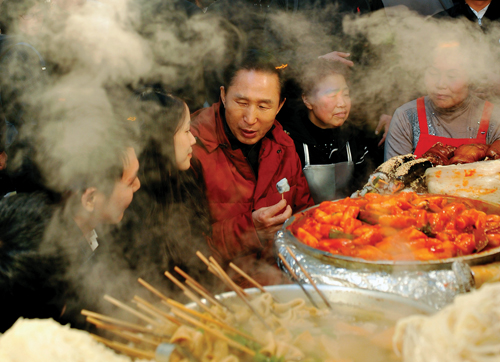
[413,97,494,157]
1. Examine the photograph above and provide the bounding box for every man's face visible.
[221,70,284,145]
[94,147,140,224]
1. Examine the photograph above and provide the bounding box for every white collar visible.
[85,229,99,251]
[469,4,490,25]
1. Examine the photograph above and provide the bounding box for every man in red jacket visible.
[191,51,314,287]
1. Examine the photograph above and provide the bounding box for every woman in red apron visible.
[385,43,500,160]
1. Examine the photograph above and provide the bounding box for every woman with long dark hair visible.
[113,87,214,293]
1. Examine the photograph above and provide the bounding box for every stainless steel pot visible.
[282,194,500,272]
[182,285,434,362]
[275,194,500,309]
[203,284,435,315]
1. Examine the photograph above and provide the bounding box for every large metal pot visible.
[275,195,500,309]
[202,284,435,315]
[182,285,434,362]
[283,194,500,272]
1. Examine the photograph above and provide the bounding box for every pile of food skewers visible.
[82,251,402,362]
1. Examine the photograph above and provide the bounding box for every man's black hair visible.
[223,49,285,101]
[0,192,66,332]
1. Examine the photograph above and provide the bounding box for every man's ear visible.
[81,188,97,212]
[220,86,226,106]
[302,94,313,110]
[276,97,286,115]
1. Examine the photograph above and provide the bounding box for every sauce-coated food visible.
[288,192,500,261]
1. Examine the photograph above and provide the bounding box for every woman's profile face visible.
[425,48,469,109]
[173,104,196,171]
[303,74,351,129]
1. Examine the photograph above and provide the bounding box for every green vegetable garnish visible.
[328,229,355,240]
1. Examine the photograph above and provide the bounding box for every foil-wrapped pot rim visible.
[275,230,476,310]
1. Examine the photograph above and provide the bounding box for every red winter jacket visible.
[191,102,314,286]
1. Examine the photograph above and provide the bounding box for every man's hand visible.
[252,199,292,242]
[318,51,354,67]
[375,114,392,147]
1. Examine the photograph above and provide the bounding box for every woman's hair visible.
[112,87,214,292]
[300,59,350,97]
[131,86,189,206]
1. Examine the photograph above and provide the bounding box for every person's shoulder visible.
[394,98,419,116]
[433,4,461,19]
[485,98,500,120]
[272,120,296,147]
[191,104,217,130]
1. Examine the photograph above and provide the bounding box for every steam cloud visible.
[3,0,500,316]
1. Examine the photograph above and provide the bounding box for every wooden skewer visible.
[86,316,170,338]
[104,295,162,327]
[91,333,156,360]
[108,328,160,347]
[138,278,169,302]
[196,252,238,288]
[174,265,234,311]
[82,310,155,333]
[134,301,173,326]
[133,295,182,326]
[229,262,266,293]
[185,279,233,312]
[174,266,211,295]
[171,309,256,357]
[229,262,280,303]
[165,298,260,344]
[285,246,332,309]
[196,250,211,266]
[195,251,235,291]
[164,271,223,321]
[208,256,273,331]
[278,253,319,309]
[208,256,248,297]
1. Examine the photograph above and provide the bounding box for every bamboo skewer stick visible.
[207,256,273,331]
[285,246,332,309]
[195,251,234,291]
[104,295,162,327]
[164,271,223,322]
[91,334,156,360]
[171,309,256,357]
[82,310,158,333]
[184,279,233,312]
[138,278,169,302]
[278,253,320,309]
[133,295,182,326]
[228,262,281,303]
[165,298,260,344]
[174,266,211,295]
[108,328,160,347]
[209,256,248,297]
[86,316,170,338]
[229,262,266,293]
[134,302,171,324]
[195,251,247,296]
[195,250,211,267]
